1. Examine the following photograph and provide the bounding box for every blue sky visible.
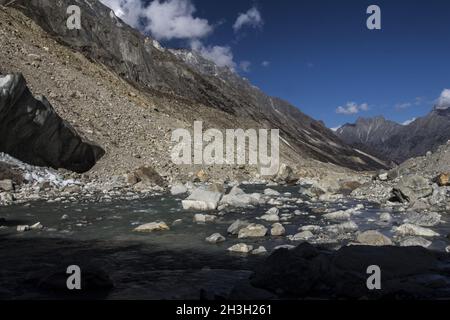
[102,0,450,129]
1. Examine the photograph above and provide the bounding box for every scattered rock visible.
[30,222,44,230]
[227,220,250,235]
[270,223,286,236]
[170,183,187,195]
[0,179,14,192]
[323,210,351,221]
[289,231,314,241]
[182,188,223,211]
[275,164,298,184]
[395,224,439,237]
[356,230,392,246]
[436,173,449,187]
[228,243,253,254]
[17,225,30,232]
[264,188,280,196]
[134,166,166,187]
[252,246,268,255]
[259,207,280,222]
[299,225,322,232]
[220,186,261,208]
[133,221,169,232]
[403,211,441,227]
[193,214,217,224]
[205,233,226,244]
[400,237,432,248]
[392,175,432,203]
[238,224,268,239]
[379,212,392,223]
[172,219,183,226]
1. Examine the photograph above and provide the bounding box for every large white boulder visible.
[182,188,223,211]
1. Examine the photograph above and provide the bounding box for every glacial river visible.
[0,185,449,299]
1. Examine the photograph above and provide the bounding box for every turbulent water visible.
[0,185,449,299]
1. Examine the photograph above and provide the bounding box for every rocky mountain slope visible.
[0,0,386,176]
[336,108,450,164]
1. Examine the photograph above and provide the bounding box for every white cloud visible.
[336,102,369,115]
[100,0,213,41]
[436,89,450,110]
[233,7,263,32]
[395,97,423,110]
[190,40,236,70]
[240,61,251,72]
[401,117,416,126]
[262,61,270,67]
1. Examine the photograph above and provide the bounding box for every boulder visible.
[275,164,298,184]
[436,173,449,186]
[328,221,359,233]
[228,243,254,254]
[299,225,322,232]
[30,222,44,230]
[270,223,286,236]
[133,221,169,232]
[400,237,432,248]
[0,73,104,173]
[379,212,392,223]
[170,183,188,196]
[356,230,392,246]
[0,179,13,192]
[227,220,250,235]
[264,188,280,196]
[193,214,217,224]
[395,224,439,237]
[252,246,268,255]
[17,225,30,232]
[323,210,351,221]
[392,175,432,203]
[259,207,280,222]
[403,211,441,227]
[134,166,166,187]
[182,188,223,211]
[220,186,261,208]
[205,233,226,244]
[289,231,314,241]
[238,224,268,239]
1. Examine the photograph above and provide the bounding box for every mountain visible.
[0,0,386,181]
[336,108,450,164]
[336,116,403,162]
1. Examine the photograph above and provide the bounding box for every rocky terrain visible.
[337,108,450,164]
[0,0,386,176]
[0,1,449,300]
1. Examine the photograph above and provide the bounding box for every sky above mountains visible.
[100,0,450,129]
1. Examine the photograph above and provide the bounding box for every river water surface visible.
[0,185,449,299]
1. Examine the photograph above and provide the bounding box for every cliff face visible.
[0,73,104,173]
[1,0,386,172]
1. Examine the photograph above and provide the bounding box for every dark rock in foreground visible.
[250,243,450,299]
[0,73,104,173]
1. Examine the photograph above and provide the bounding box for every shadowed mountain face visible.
[336,109,450,164]
[1,0,387,171]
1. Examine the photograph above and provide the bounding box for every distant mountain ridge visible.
[336,107,450,164]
